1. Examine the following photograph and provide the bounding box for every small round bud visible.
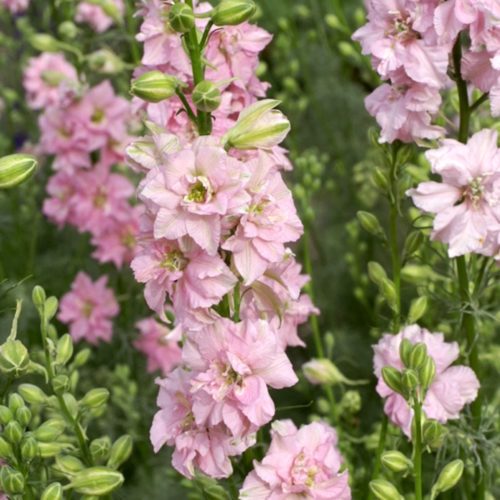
[303,358,346,385]
[340,390,361,414]
[211,0,256,26]
[399,339,413,367]
[30,33,60,52]
[0,466,25,495]
[73,348,91,367]
[44,296,59,321]
[373,167,388,191]
[168,3,195,33]
[381,366,404,397]
[15,406,32,427]
[81,388,110,409]
[58,21,78,39]
[403,230,424,259]
[90,436,112,462]
[56,334,74,366]
[8,393,24,414]
[54,454,85,475]
[422,419,447,450]
[69,467,124,495]
[380,279,397,312]
[107,435,133,469]
[431,460,464,499]
[0,154,37,189]
[407,296,427,324]
[367,261,387,286]
[0,435,13,459]
[4,420,24,444]
[0,405,14,426]
[20,435,39,461]
[369,479,404,500]
[34,419,65,442]
[18,383,48,405]
[408,343,427,370]
[32,285,47,308]
[419,356,436,390]
[0,340,29,376]
[41,482,63,500]
[381,450,413,474]
[357,211,385,239]
[401,368,419,393]
[131,71,178,103]
[192,80,222,112]
[52,374,70,395]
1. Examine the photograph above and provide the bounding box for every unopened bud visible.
[403,231,424,260]
[32,285,47,308]
[211,0,256,26]
[223,99,290,150]
[431,460,464,499]
[4,420,23,444]
[0,466,25,495]
[408,296,427,324]
[41,482,63,500]
[73,348,91,367]
[8,393,24,414]
[81,388,110,408]
[34,419,65,442]
[367,261,387,286]
[373,167,388,191]
[90,436,112,462]
[58,20,78,39]
[381,450,413,474]
[18,383,48,405]
[408,343,427,370]
[20,434,39,461]
[423,419,447,450]
[107,434,133,469]
[192,80,221,112]
[56,334,74,366]
[419,356,436,390]
[87,49,125,74]
[401,369,419,393]
[0,405,14,425]
[0,435,13,459]
[380,279,397,311]
[303,358,345,385]
[0,154,37,189]
[357,211,385,239]
[381,366,404,396]
[131,71,178,103]
[69,467,124,495]
[15,406,32,427]
[369,479,404,500]
[54,454,85,475]
[52,374,70,394]
[44,296,58,321]
[399,338,412,367]
[168,3,195,33]
[30,33,60,52]
[38,441,73,458]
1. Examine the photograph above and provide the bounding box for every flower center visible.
[464,176,487,209]
[81,300,94,318]
[160,249,187,272]
[386,10,417,42]
[92,108,105,123]
[184,176,212,204]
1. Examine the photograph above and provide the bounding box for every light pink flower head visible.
[23,53,78,110]
[373,324,480,437]
[407,129,500,257]
[240,419,351,499]
[134,317,182,375]
[58,272,119,344]
[75,0,124,32]
[1,0,29,13]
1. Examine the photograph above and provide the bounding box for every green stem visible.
[124,0,141,64]
[175,88,198,124]
[389,202,401,333]
[199,20,214,51]
[414,398,423,500]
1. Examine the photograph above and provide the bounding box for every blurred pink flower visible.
[75,0,124,32]
[23,53,77,110]
[240,419,351,499]
[408,129,500,257]
[373,324,480,437]
[134,317,182,375]
[58,272,119,344]
[0,0,29,13]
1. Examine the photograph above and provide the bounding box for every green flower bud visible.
[52,374,70,394]
[369,479,404,500]
[211,0,256,26]
[20,435,39,461]
[339,390,362,414]
[4,420,23,444]
[431,460,464,500]
[380,278,397,312]
[18,383,48,405]
[0,405,14,426]
[409,343,427,369]
[63,393,79,418]
[30,33,60,52]
[69,467,124,495]
[32,285,47,308]
[367,261,387,286]
[192,80,222,112]
[90,436,112,462]
[56,334,74,366]
[34,419,65,442]
[107,435,133,469]
[401,368,419,393]
[422,419,447,450]
[381,450,413,474]
[44,296,59,321]
[222,99,290,150]
[58,20,78,39]
[73,348,91,367]
[15,405,32,427]
[419,356,436,390]
[357,211,386,240]
[168,3,195,33]
[41,69,66,87]
[0,465,25,495]
[130,71,178,103]
[81,388,110,409]
[381,366,404,397]
[399,338,412,367]
[373,167,388,191]
[54,454,85,475]
[38,441,74,458]
[87,49,125,74]
[403,230,424,260]
[41,482,63,500]
[408,296,428,324]
[0,435,13,459]
[302,358,346,385]
[0,340,29,376]
[0,154,37,189]
[8,394,24,414]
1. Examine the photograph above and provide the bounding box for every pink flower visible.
[373,324,480,437]
[183,318,298,437]
[23,53,78,110]
[58,272,119,344]
[138,137,250,255]
[407,129,500,257]
[0,0,29,13]
[43,170,79,228]
[75,0,124,32]
[240,419,351,499]
[134,317,182,375]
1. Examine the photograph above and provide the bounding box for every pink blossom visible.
[75,0,124,33]
[23,53,78,110]
[240,419,351,499]
[407,129,500,257]
[373,324,480,437]
[0,0,29,13]
[58,272,119,344]
[134,317,182,375]
[43,170,80,227]
[183,318,298,437]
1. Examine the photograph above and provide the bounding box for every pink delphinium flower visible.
[184,318,298,437]
[23,53,78,110]
[75,0,124,32]
[134,317,182,375]
[0,0,29,13]
[373,324,480,437]
[407,129,500,257]
[240,419,351,499]
[58,272,119,344]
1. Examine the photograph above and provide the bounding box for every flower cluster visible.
[373,324,479,437]
[75,0,124,33]
[353,0,500,143]
[23,52,141,269]
[0,0,29,14]
[129,0,322,480]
